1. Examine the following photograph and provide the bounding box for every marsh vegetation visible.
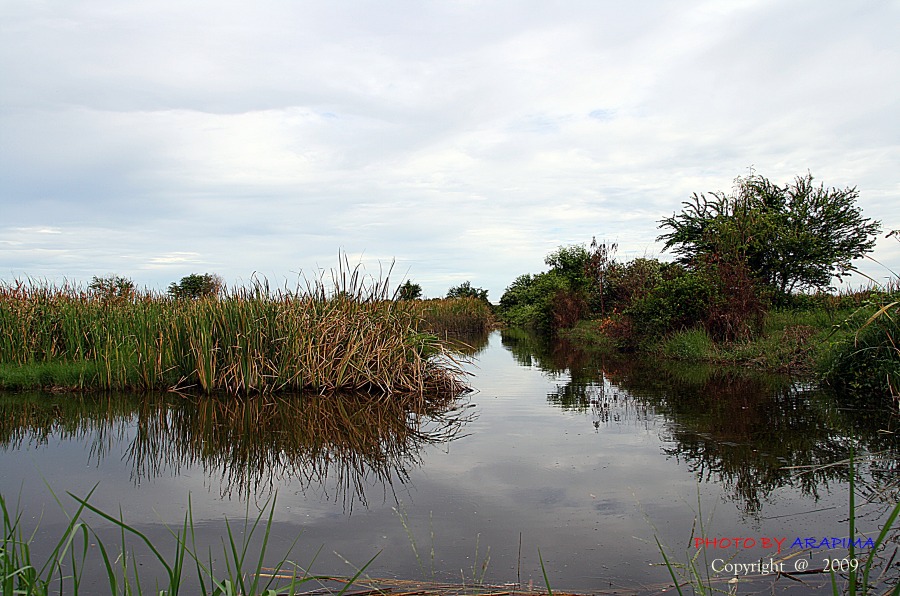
[0,275,486,398]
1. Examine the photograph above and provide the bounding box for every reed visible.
[821,290,900,398]
[0,276,466,398]
[413,297,496,335]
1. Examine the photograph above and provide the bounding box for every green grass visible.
[0,277,467,398]
[821,299,900,398]
[660,328,716,361]
[2,486,377,596]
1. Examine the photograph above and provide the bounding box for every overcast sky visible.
[2,1,898,300]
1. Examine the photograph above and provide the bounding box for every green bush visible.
[396,280,422,300]
[499,271,575,333]
[626,271,717,340]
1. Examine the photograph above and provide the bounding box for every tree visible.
[544,244,590,291]
[446,281,489,302]
[657,173,881,294]
[396,280,422,300]
[89,275,136,300]
[168,273,223,299]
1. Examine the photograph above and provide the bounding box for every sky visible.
[2,0,899,301]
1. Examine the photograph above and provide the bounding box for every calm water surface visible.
[1,330,898,593]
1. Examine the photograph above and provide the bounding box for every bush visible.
[603,258,683,311]
[168,273,223,300]
[499,271,574,334]
[626,271,718,340]
[702,256,766,341]
[446,281,489,302]
[551,287,587,330]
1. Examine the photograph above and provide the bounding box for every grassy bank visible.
[561,290,900,394]
[587,305,856,370]
[0,279,469,397]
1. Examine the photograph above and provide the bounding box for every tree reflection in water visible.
[0,390,474,510]
[500,328,900,517]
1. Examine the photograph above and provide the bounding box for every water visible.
[1,330,898,593]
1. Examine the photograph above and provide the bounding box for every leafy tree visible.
[657,173,881,295]
[168,273,223,299]
[89,275,136,300]
[446,281,489,302]
[544,244,591,289]
[499,274,535,312]
[396,280,422,300]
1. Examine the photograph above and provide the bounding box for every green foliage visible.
[823,230,900,398]
[658,172,881,295]
[499,244,595,334]
[446,281,489,302]
[168,273,224,300]
[499,271,572,334]
[823,300,900,397]
[544,244,590,291]
[604,258,677,310]
[89,275,135,301]
[396,280,423,301]
[626,271,718,340]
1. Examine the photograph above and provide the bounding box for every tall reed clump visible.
[822,297,899,399]
[413,297,495,335]
[818,231,900,400]
[0,275,466,398]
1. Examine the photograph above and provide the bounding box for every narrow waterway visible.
[1,330,897,593]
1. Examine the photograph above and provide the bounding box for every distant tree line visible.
[88,273,224,300]
[394,280,490,303]
[88,273,492,305]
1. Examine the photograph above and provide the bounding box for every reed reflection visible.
[0,391,473,509]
